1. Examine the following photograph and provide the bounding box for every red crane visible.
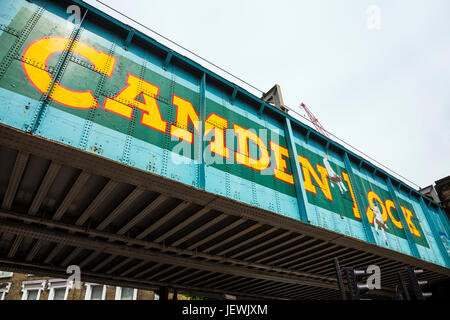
[300,102,330,138]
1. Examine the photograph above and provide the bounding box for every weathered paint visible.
[0,0,448,268]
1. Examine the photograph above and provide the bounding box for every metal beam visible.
[171,269,203,284]
[158,267,189,282]
[438,207,450,235]
[120,260,148,277]
[153,207,210,243]
[269,241,330,266]
[75,179,119,226]
[204,275,239,289]
[284,118,309,223]
[162,50,173,70]
[230,231,291,259]
[28,162,61,215]
[226,278,263,292]
[279,244,339,268]
[2,151,29,210]
[290,246,348,269]
[39,171,90,263]
[7,235,23,258]
[44,243,65,264]
[173,214,229,248]
[92,254,117,272]
[386,177,420,259]
[244,235,306,262]
[216,227,278,256]
[0,209,344,282]
[183,271,215,286]
[230,86,238,105]
[234,279,271,293]
[0,219,339,289]
[418,197,450,267]
[147,265,178,280]
[305,129,312,143]
[117,194,168,235]
[196,72,206,189]
[214,276,246,290]
[135,263,161,278]
[256,238,318,265]
[52,171,90,221]
[123,28,134,50]
[61,247,84,267]
[96,187,145,231]
[343,152,376,244]
[191,272,225,287]
[136,200,191,240]
[198,274,232,288]
[202,223,263,253]
[79,250,100,268]
[258,102,266,117]
[0,258,284,300]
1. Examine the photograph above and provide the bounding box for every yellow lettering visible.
[170,95,199,144]
[298,155,333,201]
[205,113,230,158]
[234,124,270,171]
[22,37,115,109]
[385,199,403,229]
[342,172,360,219]
[269,141,294,184]
[103,73,167,133]
[401,206,421,237]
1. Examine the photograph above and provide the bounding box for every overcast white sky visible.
[85,0,449,189]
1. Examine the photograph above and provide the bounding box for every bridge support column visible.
[158,286,169,300]
[173,288,178,300]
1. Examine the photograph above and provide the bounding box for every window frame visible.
[84,283,107,300]
[0,282,12,300]
[114,286,137,300]
[47,279,72,300]
[21,280,46,300]
[0,271,13,279]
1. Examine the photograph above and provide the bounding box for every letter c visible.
[22,36,116,109]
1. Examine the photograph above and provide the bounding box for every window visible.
[53,288,66,300]
[21,280,46,300]
[115,287,137,300]
[84,283,106,300]
[26,290,39,300]
[47,279,72,300]
[0,271,13,278]
[0,283,11,300]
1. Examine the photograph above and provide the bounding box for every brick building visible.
[0,271,187,300]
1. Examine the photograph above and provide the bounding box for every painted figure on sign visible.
[372,201,389,246]
[323,154,347,194]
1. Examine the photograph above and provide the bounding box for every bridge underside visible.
[0,124,448,300]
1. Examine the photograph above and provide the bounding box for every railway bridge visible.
[0,0,448,300]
